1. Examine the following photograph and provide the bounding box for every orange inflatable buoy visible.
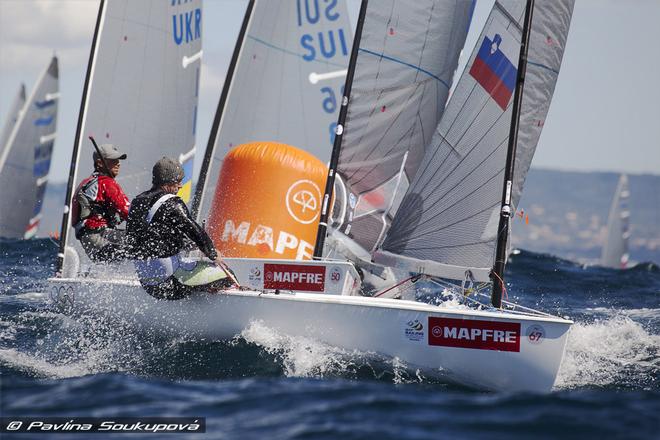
[207,142,328,260]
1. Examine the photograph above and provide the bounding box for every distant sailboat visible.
[0,57,59,239]
[601,174,630,268]
[56,0,203,276]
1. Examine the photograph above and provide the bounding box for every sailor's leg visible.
[79,230,109,262]
[78,228,127,262]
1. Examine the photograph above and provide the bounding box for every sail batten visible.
[379,0,575,282]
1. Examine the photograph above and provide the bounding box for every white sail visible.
[601,174,630,268]
[0,83,26,160]
[0,58,58,239]
[377,0,576,282]
[58,0,202,274]
[194,0,352,221]
[326,0,475,254]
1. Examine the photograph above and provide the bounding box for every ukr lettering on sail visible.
[172,7,201,45]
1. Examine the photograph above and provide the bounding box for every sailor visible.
[126,157,232,300]
[71,144,130,262]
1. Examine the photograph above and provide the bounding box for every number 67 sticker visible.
[526,324,545,344]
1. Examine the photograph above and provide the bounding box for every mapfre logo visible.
[428,317,520,352]
[264,264,325,291]
[285,180,321,224]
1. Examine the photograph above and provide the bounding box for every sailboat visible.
[50,0,576,392]
[0,57,59,239]
[601,174,630,268]
[55,0,202,277]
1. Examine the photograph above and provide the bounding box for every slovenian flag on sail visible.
[469,33,517,110]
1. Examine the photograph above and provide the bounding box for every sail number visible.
[171,3,201,46]
[297,0,349,61]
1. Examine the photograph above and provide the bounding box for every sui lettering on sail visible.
[297,0,348,61]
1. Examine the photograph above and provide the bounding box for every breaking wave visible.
[556,314,660,390]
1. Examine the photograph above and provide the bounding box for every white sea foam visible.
[0,347,108,378]
[238,320,424,383]
[238,320,359,378]
[0,307,144,379]
[556,315,660,389]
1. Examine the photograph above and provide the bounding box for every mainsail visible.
[317,0,475,256]
[377,0,575,282]
[193,0,352,222]
[0,58,59,239]
[0,84,26,160]
[57,0,202,274]
[601,174,630,268]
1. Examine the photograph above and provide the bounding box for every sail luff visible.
[57,0,106,273]
[491,0,535,308]
[192,0,255,222]
[0,84,27,160]
[313,0,369,259]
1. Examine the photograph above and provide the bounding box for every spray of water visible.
[238,320,426,384]
[556,314,660,389]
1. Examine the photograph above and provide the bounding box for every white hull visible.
[48,276,571,393]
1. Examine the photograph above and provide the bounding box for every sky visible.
[0,0,658,185]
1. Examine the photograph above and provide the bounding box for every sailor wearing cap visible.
[126,157,232,299]
[71,143,130,262]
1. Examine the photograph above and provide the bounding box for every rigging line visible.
[247,35,348,69]
[390,198,502,250]
[344,82,424,181]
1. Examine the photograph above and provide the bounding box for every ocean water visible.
[1,238,659,439]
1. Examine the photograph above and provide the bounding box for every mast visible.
[56,0,105,273]
[313,0,368,259]
[191,0,255,221]
[491,0,535,308]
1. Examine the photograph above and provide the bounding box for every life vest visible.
[73,173,122,236]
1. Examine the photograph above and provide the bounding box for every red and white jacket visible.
[71,172,130,232]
